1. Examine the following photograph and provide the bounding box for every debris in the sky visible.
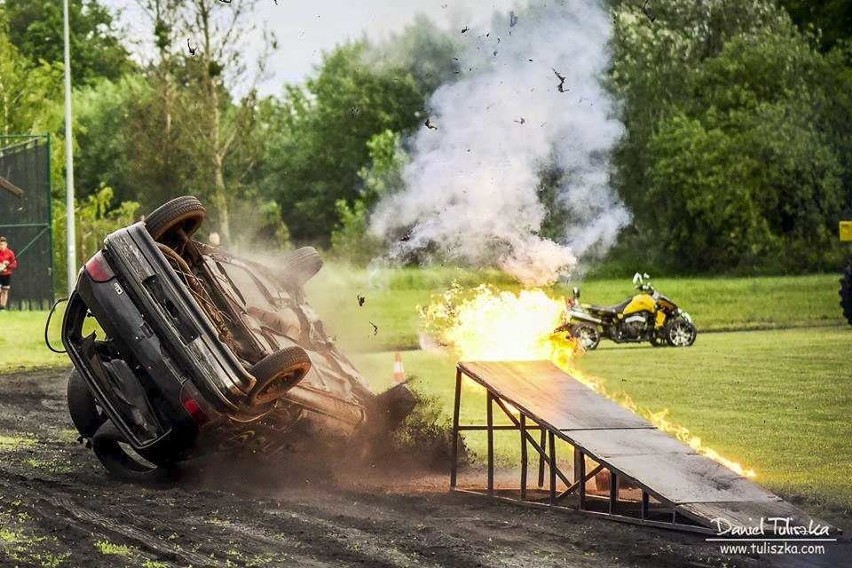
[370,321,379,336]
[642,0,657,22]
[510,11,519,27]
[186,38,197,56]
[515,117,526,125]
[424,118,438,130]
[357,294,366,307]
[461,26,470,33]
[552,68,568,92]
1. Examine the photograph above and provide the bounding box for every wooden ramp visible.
[450,360,838,535]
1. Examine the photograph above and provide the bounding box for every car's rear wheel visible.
[91,420,170,482]
[145,195,206,248]
[248,347,312,406]
[571,324,601,351]
[67,370,107,438]
[278,247,323,287]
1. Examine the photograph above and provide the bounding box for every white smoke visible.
[370,0,629,286]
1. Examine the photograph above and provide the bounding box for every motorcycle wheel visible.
[665,317,697,347]
[571,324,601,351]
[840,258,852,325]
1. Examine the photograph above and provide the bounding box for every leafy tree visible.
[262,42,425,243]
[3,0,134,85]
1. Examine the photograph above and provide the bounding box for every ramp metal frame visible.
[449,361,837,536]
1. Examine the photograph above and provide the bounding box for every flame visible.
[421,284,757,479]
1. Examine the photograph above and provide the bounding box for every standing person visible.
[0,236,18,310]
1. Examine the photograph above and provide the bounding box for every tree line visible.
[0,0,850,287]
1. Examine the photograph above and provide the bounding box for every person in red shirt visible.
[0,236,18,310]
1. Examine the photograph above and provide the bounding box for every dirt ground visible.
[0,369,848,568]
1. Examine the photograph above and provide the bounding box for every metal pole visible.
[63,0,77,296]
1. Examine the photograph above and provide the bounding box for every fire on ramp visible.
[449,360,839,535]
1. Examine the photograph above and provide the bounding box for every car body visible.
[59,196,413,479]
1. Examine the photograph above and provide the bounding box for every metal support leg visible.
[578,450,586,510]
[520,414,527,501]
[548,431,556,505]
[450,368,462,489]
[486,392,494,496]
[538,428,546,488]
[609,470,618,514]
[641,491,649,519]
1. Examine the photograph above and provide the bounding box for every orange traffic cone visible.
[393,352,406,383]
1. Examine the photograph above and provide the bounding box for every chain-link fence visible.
[0,134,54,310]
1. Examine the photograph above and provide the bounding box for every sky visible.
[104,0,519,96]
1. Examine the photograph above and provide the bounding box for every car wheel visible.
[278,247,323,287]
[90,421,170,482]
[665,317,697,347]
[144,196,206,248]
[67,370,107,438]
[571,324,601,351]
[248,347,312,406]
[840,258,852,325]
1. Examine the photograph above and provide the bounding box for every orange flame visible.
[421,284,757,479]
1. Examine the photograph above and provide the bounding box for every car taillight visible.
[84,251,115,283]
[180,393,208,424]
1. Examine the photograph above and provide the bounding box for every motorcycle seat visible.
[584,299,630,315]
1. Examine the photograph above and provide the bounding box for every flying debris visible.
[461,26,470,33]
[424,118,438,130]
[357,294,366,307]
[370,321,379,336]
[642,0,657,22]
[515,117,526,125]
[552,68,568,92]
[509,11,519,27]
[186,38,197,56]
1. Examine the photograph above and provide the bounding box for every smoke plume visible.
[370,0,629,286]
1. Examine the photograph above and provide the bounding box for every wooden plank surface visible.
[607,452,780,504]
[459,361,650,431]
[568,427,695,458]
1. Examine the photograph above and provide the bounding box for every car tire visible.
[144,195,206,247]
[248,346,312,406]
[571,324,601,351]
[840,258,852,325]
[278,247,323,287]
[67,370,107,438]
[90,420,170,482]
[665,317,697,347]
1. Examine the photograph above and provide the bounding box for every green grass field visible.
[3,270,850,512]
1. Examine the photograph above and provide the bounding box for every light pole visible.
[63,0,77,296]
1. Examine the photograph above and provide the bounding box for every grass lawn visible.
[0,310,68,373]
[351,326,852,511]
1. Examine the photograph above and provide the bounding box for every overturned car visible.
[56,196,414,480]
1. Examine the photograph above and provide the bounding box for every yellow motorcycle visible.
[556,273,696,350]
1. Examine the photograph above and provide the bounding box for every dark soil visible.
[0,369,848,567]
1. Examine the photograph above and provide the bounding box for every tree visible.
[262,42,425,243]
[3,0,134,85]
